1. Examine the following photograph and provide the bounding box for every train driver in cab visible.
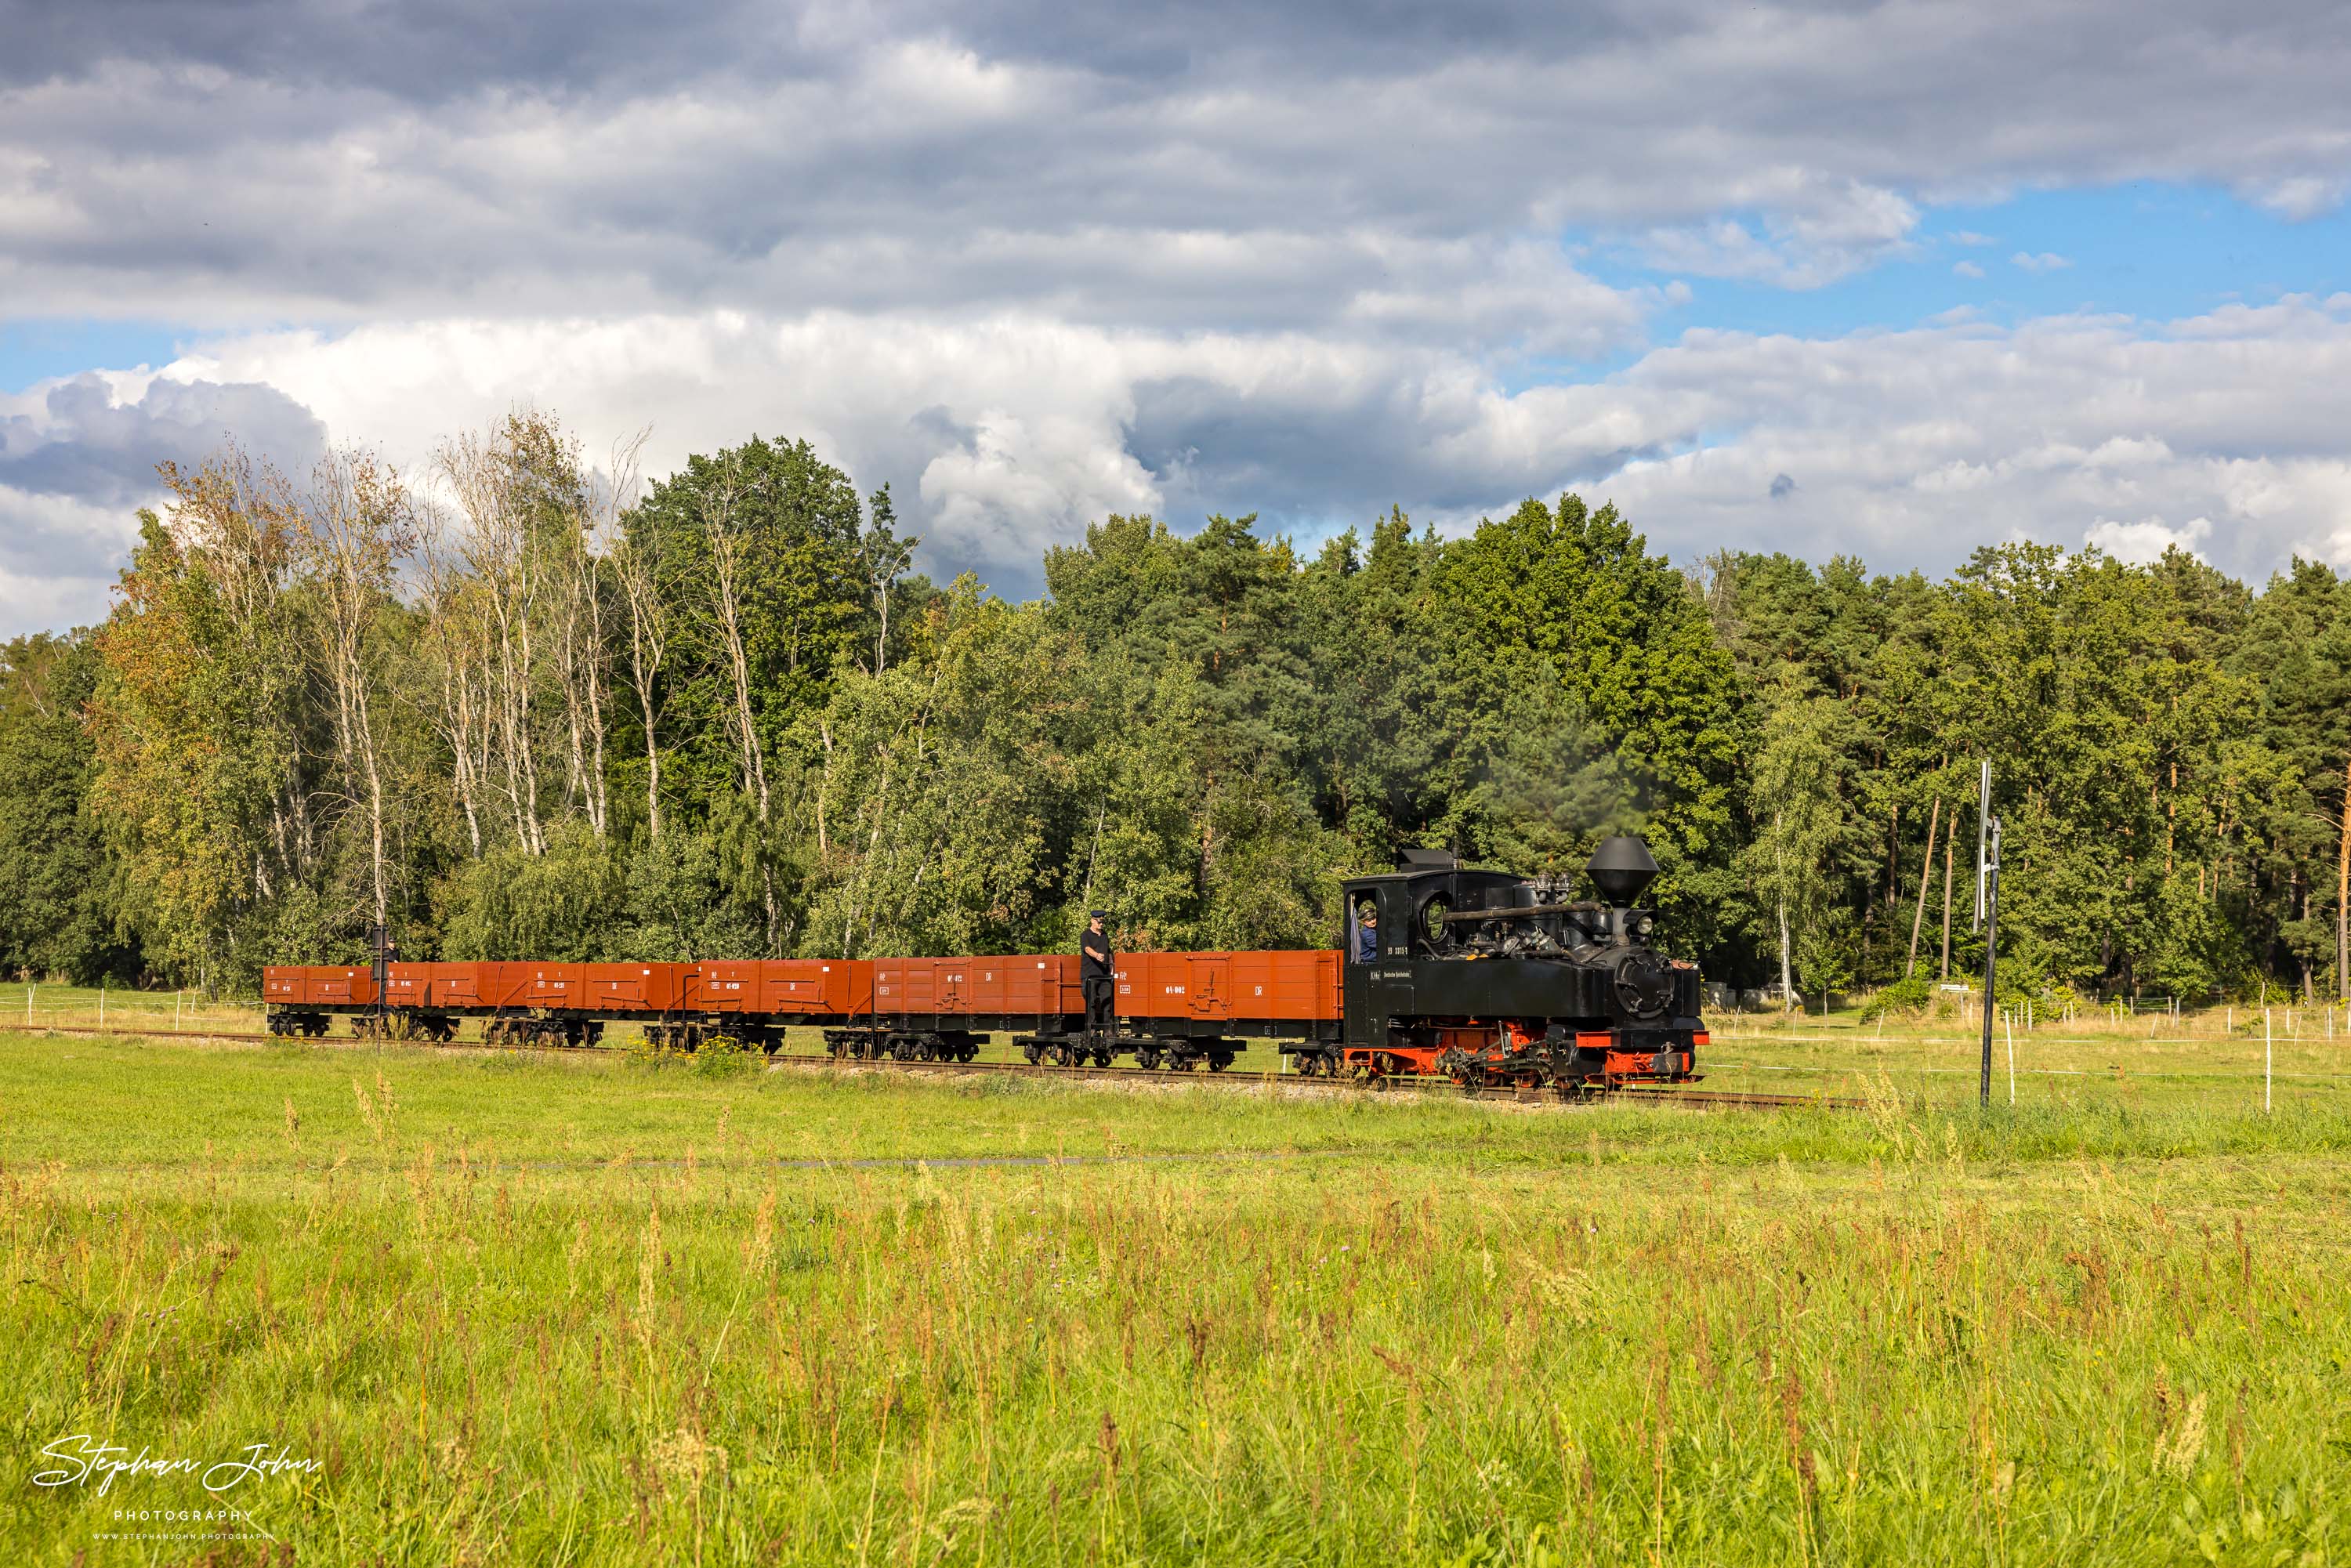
[1081,911,1115,1037]
[1354,903,1378,963]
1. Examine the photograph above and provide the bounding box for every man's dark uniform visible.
[1081,914,1115,1036]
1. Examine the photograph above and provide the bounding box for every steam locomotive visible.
[263,836,1704,1091]
[1316,835,1704,1088]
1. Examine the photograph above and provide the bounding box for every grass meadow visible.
[2,1016,2349,1563]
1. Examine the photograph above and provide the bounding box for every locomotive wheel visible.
[1094,1048,1112,1068]
[1208,1053,1232,1073]
[1136,1047,1161,1070]
[1022,1043,1041,1065]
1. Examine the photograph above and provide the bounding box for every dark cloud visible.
[0,375,326,505]
[0,0,789,100]
[1,2,2346,329]
[0,373,330,633]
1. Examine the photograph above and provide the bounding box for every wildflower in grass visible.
[2154,1393,2208,1478]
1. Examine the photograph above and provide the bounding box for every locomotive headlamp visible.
[1634,914,1654,936]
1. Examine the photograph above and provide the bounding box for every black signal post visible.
[1978,817,2001,1108]
[370,923,397,1039]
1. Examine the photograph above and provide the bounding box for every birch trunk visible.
[1940,813,1956,980]
[617,537,667,843]
[1906,796,1940,977]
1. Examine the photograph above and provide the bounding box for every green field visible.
[3,1026,2349,1564]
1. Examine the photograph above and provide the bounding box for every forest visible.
[0,408,2345,1006]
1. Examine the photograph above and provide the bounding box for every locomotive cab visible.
[1331,837,1704,1090]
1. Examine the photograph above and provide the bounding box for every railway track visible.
[25,1022,1857,1111]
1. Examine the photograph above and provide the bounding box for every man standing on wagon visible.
[1081,911,1115,1040]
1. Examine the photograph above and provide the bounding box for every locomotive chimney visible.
[1584,835,1658,904]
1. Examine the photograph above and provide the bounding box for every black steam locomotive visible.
[1290,835,1705,1090]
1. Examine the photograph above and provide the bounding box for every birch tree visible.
[297,447,415,931]
[1744,684,1845,1010]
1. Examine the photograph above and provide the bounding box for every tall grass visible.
[2,1033,2345,1564]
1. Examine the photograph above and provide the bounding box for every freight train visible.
[264,837,1705,1090]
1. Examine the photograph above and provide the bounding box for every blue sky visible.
[0,321,187,394]
[1636,186,2346,336]
[3,0,2349,632]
